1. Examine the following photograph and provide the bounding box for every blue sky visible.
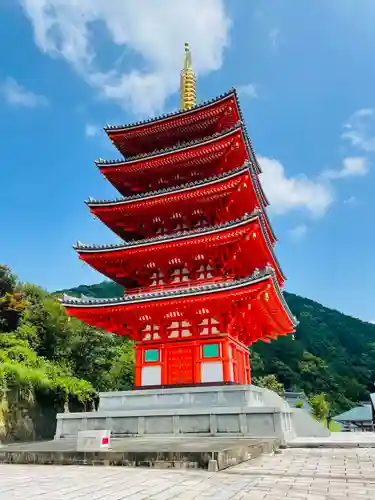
[1,0,375,321]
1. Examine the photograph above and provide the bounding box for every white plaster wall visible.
[141,366,161,386]
[201,362,223,383]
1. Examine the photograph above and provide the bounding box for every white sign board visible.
[77,429,111,452]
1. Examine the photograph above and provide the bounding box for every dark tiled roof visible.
[334,405,373,423]
[102,87,262,175]
[96,123,243,167]
[104,89,235,132]
[76,207,270,250]
[75,211,260,251]
[62,267,271,305]
[92,152,274,241]
[75,208,285,281]
[61,265,297,327]
[86,164,249,206]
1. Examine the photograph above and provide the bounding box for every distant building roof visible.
[284,391,311,411]
[285,391,306,398]
[334,404,372,423]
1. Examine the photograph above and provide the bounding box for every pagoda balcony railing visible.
[125,275,236,296]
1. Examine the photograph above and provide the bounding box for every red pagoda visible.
[62,43,297,389]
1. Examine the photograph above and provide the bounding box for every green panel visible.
[145,349,159,362]
[203,343,219,358]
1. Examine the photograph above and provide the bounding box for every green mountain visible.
[60,281,375,412]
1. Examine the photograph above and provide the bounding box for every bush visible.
[253,374,285,397]
[309,392,330,420]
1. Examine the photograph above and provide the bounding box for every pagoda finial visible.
[180,42,196,111]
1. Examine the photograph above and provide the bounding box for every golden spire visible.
[180,42,196,111]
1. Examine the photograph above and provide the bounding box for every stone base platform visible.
[0,436,279,471]
[55,385,295,444]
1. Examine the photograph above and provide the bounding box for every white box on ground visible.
[77,430,111,452]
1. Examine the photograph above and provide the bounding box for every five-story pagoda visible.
[62,43,297,389]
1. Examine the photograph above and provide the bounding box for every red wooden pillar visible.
[194,342,201,384]
[232,344,238,383]
[237,349,244,384]
[245,347,251,384]
[160,323,168,385]
[192,321,201,384]
[160,343,167,385]
[242,350,247,384]
[222,339,231,383]
[135,344,142,387]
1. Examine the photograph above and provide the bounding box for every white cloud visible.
[342,108,375,152]
[289,224,308,242]
[258,156,333,217]
[343,196,356,205]
[85,124,99,137]
[1,77,48,108]
[322,157,368,180]
[269,28,280,47]
[21,0,230,116]
[237,84,258,99]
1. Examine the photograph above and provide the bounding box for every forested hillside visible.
[252,292,375,411]
[0,266,134,442]
[61,280,375,413]
[2,264,375,443]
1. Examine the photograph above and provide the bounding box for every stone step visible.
[0,436,279,471]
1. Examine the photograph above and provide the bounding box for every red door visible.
[167,345,195,385]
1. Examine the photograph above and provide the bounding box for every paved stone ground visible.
[289,432,375,448]
[1,448,375,499]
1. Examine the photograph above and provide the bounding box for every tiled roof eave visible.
[104,89,236,133]
[269,279,298,329]
[232,88,263,175]
[61,266,272,307]
[96,121,276,239]
[333,406,373,423]
[77,204,285,284]
[257,211,286,282]
[96,122,243,168]
[246,161,277,242]
[74,210,262,253]
[86,164,249,207]
[101,87,263,180]
[61,266,297,328]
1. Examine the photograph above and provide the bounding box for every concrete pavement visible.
[1,447,375,499]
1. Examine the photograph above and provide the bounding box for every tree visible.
[0,333,94,442]
[253,374,285,397]
[19,286,74,361]
[309,392,330,421]
[108,339,135,390]
[0,267,96,442]
[0,266,25,333]
[69,324,127,391]
[0,265,17,296]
